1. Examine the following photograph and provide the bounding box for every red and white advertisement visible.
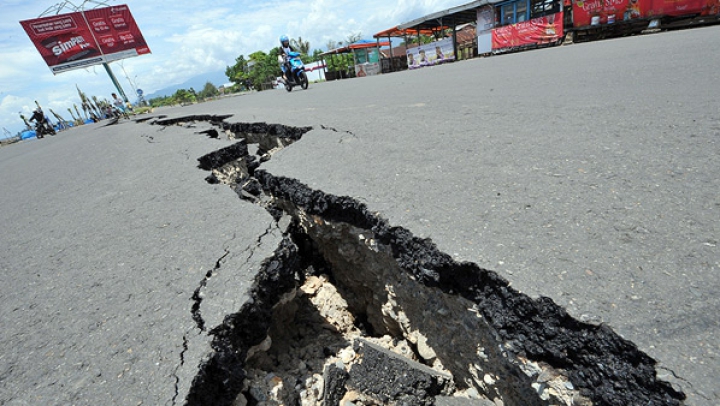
[492,13,564,50]
[573,0,713,27]
[572,0,645,26]
[83,5,150,62]
[20,4,150,74]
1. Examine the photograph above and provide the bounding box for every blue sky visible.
[0,0,459,137]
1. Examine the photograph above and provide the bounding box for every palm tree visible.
[49,109,69,127]
[290,37,310,55]
[345,32,363,45]
[76,85,90,120]
[91,96,103,117]
[68,108,78,124]
[326,39,342,51]
[74,104,83,122]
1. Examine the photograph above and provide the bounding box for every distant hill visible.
[144,70,230,99]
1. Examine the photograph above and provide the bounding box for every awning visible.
[319,46,350,56]
[349,39,390,49]
[397,0,498,31]
[373,26,444,38]
[319,39,391,56]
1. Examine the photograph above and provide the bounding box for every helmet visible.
[279,35,289,46]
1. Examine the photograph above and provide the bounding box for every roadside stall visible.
[319,39,390,80]
[394,0,566,56]
[373,26,446,73]
[349,39,390,77]
[319,45,353,81]
[395,1,485,68]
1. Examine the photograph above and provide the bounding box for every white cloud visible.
[0,94,34,135]
[0,0,466,135]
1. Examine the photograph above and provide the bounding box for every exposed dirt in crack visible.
[152,116,686,406]
[254,172,684,406]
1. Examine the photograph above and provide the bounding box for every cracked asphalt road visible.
[1,25,718,405]
[0,123,276,405]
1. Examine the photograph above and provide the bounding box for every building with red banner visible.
[375,0,719,66]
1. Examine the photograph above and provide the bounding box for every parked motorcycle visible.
[282,51,309,92]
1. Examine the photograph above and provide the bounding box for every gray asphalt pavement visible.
[1,25,718,405]
[0,121,278,404]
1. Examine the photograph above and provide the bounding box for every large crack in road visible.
[150,115,686,406]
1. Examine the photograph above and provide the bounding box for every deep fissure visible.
[151,116,686,405]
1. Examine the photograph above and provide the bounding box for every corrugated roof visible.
[397,0,498,31]
[319,39,391,57]
[373,26,446,38]
[349,39,390,49]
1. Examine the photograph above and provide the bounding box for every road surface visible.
[1,25,718,405]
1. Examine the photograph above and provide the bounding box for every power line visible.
[39,0,112,16]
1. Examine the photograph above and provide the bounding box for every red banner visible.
[492,13,564,50]
[573,0,712,26]
[83,5,150,62]
[20,4,150,74]
[572,0,644,26]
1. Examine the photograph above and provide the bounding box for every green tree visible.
[225,54,249,86]
[326,53,354,73]
[311,49,324,63]
[400,34,434,47]
[291,37,310,55]
[322,33,363,75]
[149,95,175,108]
[172,88,196,104]
[245,49,282,91]
[148,96,164,108]
[198,82,218,99]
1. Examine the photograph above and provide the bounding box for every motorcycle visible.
[35,119,56,138]
[282,51,309,92]
[30,110,56,138]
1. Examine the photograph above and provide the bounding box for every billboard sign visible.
[406,37,455,70]
[492,12,564,50]
[20,4,150,74]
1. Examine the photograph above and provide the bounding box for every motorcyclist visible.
[278,35,295,83]
[28,108,54,137]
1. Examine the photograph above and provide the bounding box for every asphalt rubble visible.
[150,115,686,406]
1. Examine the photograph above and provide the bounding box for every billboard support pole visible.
[103,63,129,103]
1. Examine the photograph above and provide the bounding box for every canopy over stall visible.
[373,26,444,39]
[321,39,392,55]
[373,26,447,72]
[319,39,390,79]
[394,0,496,59]
[398,0,489,31]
